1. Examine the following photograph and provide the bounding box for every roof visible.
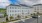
[8,4,33,8]
[33,4,42,6]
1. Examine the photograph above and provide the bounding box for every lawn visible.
[0,8,6,13]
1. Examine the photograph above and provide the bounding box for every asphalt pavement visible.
[24,15,42,23]
[13,15,42,23]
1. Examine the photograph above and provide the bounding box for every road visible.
[16,15,42,23]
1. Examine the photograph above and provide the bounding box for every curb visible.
[21,17,32,22]
[7,17,32,23]
[25,17,32,20]
[7,20,21,23]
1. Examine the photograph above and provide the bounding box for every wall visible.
[33,5,42,13]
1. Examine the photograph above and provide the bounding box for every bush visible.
[4,13,8,17]
[17,15,21,19]
[10,16,13,19]
[25,16,28,18]
[10,16,14,21]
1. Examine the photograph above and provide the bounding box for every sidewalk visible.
[7,17,32,23]
[21,17,32,22]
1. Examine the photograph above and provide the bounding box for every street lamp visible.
[37,12,39,23]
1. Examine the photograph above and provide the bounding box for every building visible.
[6,4,34,21]
[33,4,42,14]
[0,12,6,22]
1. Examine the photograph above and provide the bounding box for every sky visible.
[0,0,42,8]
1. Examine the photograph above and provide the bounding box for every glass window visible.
[15,10,21,12]
[10,14,11,16]
[23,10,27,12]
[12,10,14,12]
[10,10,11,12]
[12,7,14,9]
[35,8,36,10]
[15,7,17,9]
[15,10,17,12]
[10,7,11,9]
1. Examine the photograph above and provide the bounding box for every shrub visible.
[25,16,28,18]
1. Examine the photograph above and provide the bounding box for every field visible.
[0,8,6,13]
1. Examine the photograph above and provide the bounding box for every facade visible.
[33,4,42,13]
[6,4,34,21]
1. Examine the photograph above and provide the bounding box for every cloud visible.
[18,0,42,6]
[0,0,42,8]
[0,0,10,8]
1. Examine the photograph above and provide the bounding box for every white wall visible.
[33,5,42,13]
[6,6,34,20]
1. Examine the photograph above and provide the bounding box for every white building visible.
[33,4,42,13]
[6,4,34,21]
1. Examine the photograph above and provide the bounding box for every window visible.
[12,7,14,9]
[35,8,36,10]
[15,10,21,12]
[12,10,14,12]
[18,10,19,12]
[10,14,11,16]
[10,7,11,9]
[15,7,17,9]
[10,10,11,12]
[22,10,27,12]
[12,14,14,16]
[15,10,17,12]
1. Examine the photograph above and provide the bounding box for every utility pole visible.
[37,12,39,23]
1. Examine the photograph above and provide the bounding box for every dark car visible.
[32,15,38,18]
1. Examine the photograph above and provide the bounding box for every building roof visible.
[33,4,42,6]
[8,4,33,8]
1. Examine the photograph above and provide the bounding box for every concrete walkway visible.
[7,17,32,23]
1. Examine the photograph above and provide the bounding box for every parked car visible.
[32,15,40,18]
[32,15,38,18]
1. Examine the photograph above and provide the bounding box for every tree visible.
[10,16,14,21]
[37,12,39,15]
[17,15,21,20]
[25,16,28,18]
[10,16,13,19]
[33,13,36,16]
[4,13,7,17]
[31,14,33,16]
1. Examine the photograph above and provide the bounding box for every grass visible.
[1,22,7,23]
[0,8,6,13]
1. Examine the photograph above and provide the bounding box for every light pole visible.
[37,12,39,23]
